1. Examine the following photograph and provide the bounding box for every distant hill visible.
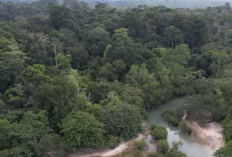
[81,0,230,8]
[0,0,19,1]
[0,0,230,8]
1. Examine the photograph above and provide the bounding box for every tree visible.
[165,141,187,157]
[147,152,164,157]
[218,79,232,106]
[197,50,230,77]
[23,64,51,86]
[126,64,155,87]
[0,100,5,113]
[179,121,192,134]
[0,37,26,93]
[185,92,227,122]
[126,64,161,108]
[157,140,169,154]
[4,83,25,109]
[104,28,151,67]
[98,62,119,81]
[150,126,168,140]
[31,0,59,14]
[87,80,121,103]
[63,0,88,10]
[49,5,76,30]
[104,28,131,63]
[162,109,179,126]
[221,115,232,143]
[49,30,63,67]
[33,74,89,129]
[133,149,143,157]
[163,26,183,48]
[0,118,44,157]
[0,22,14,40]
[83,27,110,57]
[183,15,209,47]
[20,111,48,138]
[134,141,147,150]
[55,53,72,70]
[99,94,143,140]
[60,111,104,150]
[214,140,232,157]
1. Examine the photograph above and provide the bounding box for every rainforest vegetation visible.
[0,0,232,156]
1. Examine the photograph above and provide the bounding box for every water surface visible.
[147,97,216,157]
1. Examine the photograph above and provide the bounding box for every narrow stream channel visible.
[146,97,217,157]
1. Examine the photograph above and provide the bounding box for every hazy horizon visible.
[0,0,230,8]
[82,0,230,8]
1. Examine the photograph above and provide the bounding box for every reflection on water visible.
[147,97,216,157]
[144,135,157,152]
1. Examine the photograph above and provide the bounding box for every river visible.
[147,97,217,157]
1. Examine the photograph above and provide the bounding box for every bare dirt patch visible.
[185,120,224,150]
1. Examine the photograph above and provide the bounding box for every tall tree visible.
[60,111,104,150]
[0,37,26,93]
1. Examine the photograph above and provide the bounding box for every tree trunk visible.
[53,42,57,66]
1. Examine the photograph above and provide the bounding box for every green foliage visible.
[0,115,46,157]
[162,109,179,126]
[23,64,51,86]
[60,111,104,150]
[147,152,164,157]
[151,124,158,130]
[150,126,168,140]
[165,141,187,157]
[4,83,25,109]
[221,115,232,142]
[83,27,110,57]
[134,141,147,150]
[157,140,169,154]
[179,121,192,134]
[163,25,183,48]
[197,50,230,77]
[104,135,119,149]
[133,149,143,157]
[55,53,72,70]
[33,74,90,129]
[49,5,76,30]
[1,1,232,155]
[214,140,232,157]
[0,37,26,92]
[99,94,143,140]
[20,110,49,137]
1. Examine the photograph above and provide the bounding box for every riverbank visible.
[67,123,151,157]
[68,134,146,157]
[185,120,224,150]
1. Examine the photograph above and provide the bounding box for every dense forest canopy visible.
[0,0,232,156]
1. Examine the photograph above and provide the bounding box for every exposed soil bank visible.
[185,120,224,150]
[68,134,147,157]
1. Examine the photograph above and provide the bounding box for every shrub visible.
[162,109,179,126]
[157,140,169,154]
[179,121,192,134]
[133,149,143,157]
[134,141,147,150]
[147,152,164,157]
[105,135,119,149]
[151,124,158,130]
[150,126,168,140]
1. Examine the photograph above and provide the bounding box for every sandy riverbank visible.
[68,134,146,157]
[185,120,224,150]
